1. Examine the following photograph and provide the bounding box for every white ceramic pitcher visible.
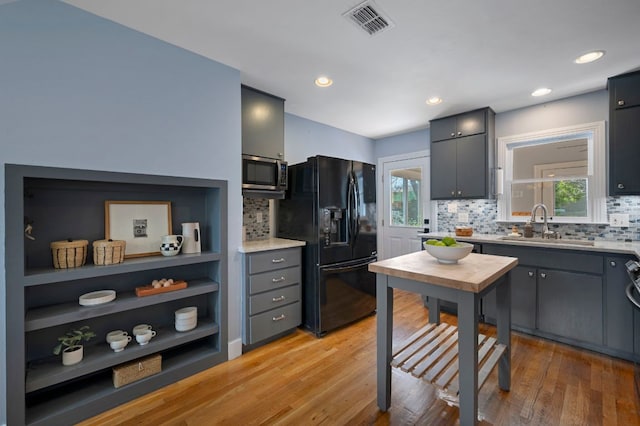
[181,222,201,253]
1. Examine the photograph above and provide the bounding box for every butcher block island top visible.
[369,251,518,293]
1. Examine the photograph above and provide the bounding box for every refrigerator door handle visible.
[347,173,356,245]
[353,171,361,241]
[320,257,377,274]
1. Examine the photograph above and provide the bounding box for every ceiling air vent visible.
[343,1,395,37]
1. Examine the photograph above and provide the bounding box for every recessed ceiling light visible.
[426,97,443,105]
[531,88,552,97]
[315,76,333,87]
[574,50,605,64]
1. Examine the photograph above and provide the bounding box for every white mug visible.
[181,222,201,254]
[106,330,128,344]
[135,329,157,345]
[109,335,131,352]
[133,324,153,335]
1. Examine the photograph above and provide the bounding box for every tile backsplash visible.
[436,196,640,241]
[243,198,270,241]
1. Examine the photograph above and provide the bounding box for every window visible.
[390,167,422,226]
[497,121,606,224]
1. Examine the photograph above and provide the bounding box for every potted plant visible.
[53,326,96,366]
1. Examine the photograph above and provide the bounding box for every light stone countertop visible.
[238,237,306,254]
[418,232,640,259]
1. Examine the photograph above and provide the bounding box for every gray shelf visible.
[25,280,219,331]
[5,164,228,425]
[23,252,222,286]
[26,322,220,392]
[26,342,224,426]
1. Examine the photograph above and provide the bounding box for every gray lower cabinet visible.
[605,256,637,354]
[482,243,638,361]
[537,269,603,345]
[483,265,536,331]
[5,165,228,426]
[242,247,302,348]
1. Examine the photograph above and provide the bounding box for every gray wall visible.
[285,114,375,165]
[0,1,242,422]
[374,127,430,159]
[496,90,608,138]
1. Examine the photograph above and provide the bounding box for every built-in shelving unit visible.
[4,164,228,426]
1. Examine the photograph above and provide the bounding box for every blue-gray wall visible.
[373,127,430,159]
[285,114,375,165]
[0,1,242,422]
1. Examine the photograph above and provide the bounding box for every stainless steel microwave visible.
[242,154,288,198]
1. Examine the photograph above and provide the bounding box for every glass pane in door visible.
[390,167,422,226]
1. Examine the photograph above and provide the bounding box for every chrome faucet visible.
[530,203,556,239]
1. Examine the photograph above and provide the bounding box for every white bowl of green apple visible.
[423,237,473,264]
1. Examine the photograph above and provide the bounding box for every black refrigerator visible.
[277,155,377,336]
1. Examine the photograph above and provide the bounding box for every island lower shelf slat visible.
[391,322,506,403]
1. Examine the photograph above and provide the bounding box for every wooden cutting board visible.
[135,280,187,297]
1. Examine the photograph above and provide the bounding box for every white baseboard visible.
[228,338,242,360]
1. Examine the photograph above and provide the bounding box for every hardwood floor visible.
[78,290,640,425]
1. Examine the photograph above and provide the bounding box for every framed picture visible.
[105,201,172,258]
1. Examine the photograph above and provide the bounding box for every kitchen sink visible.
[498,236,595,246]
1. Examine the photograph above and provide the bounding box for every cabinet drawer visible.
[249,301,301,344]
[248,248,300,274]
[483,245,602,274]
[249,266,301,294]
[249,285,300,316]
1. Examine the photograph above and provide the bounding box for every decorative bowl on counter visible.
[424,241,474,264]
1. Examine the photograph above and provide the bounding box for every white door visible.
[378,153,433,260]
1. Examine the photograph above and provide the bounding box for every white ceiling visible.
[64,0,640,139]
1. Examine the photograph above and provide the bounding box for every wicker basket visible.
[50,239,89,269]
[454,226,473,237]
[112,354,162,388]
[93,239,126,265]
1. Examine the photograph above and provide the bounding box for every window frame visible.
[496,121,607,224]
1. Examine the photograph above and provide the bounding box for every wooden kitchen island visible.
[369,251,518,425]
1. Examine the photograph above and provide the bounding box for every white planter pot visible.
[62,345,83,366]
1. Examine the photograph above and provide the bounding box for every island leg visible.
[376,274,393,411]
[495,272,512,391]
[426,296,441,324]
[457,291,479,425]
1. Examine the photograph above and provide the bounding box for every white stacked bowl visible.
[175,306,197,332]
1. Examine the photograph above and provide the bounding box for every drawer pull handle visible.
[528,271,534,277]
[272,314,286,321]
[272,295,286,302]
[272,258,285,263]
[272,276,286,283]
[540,272,547,279]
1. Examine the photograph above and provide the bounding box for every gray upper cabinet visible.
[608,70,640,195]
[430,108,486,142]
[241,85,285,160]
[430,107,495,199]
